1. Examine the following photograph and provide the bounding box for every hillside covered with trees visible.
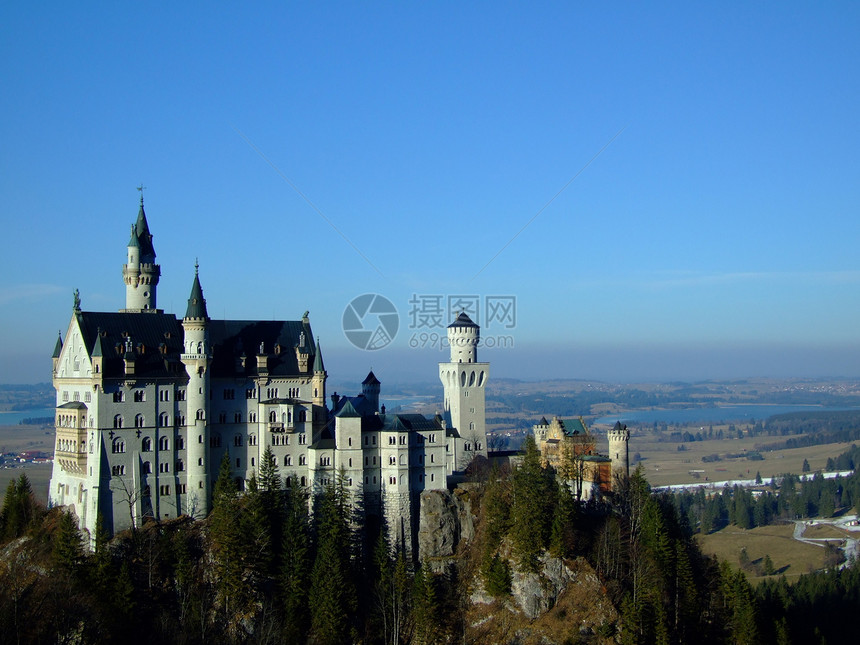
[0,441,858,644]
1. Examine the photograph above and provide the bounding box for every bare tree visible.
[110,475,145,534]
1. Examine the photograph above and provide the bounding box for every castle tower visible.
[608,421,630,481]
[362,370,380,413]
[181,263,211,517]
[311,337,327,408]
[439,313,490,469]
[122,195,161,312]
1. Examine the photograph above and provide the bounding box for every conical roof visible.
[313,337,325,372]
[52,332,63,358]
[362,370,380,386]
[184,263,208,320]
[135,197,156,261]
[448,312,478,328]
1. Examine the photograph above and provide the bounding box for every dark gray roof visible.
[313,338,325,372]
[362,370,380,386]
[448,312,478,329]
[52,333,63,359]
[208,319,316,378]
[75,311,186,379]
[335,400,360,418]
[184,266,208,320]
[135,198,156,262]
[58,401,88,410]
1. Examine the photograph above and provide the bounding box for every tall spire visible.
[135,192,156,262]
[52,331,63,359]
[184,261,208,320]
[313,337,325,372]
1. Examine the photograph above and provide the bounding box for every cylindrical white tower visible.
[608,421,630,481]
[122,197,160,312]
[182,264,210,517]
[447,312,480,363]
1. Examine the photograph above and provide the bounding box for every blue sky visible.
[1,2,859,384]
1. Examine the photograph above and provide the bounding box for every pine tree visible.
[412,564,440,644]
[280,483,311,644]
[52,510,84,574]
[209,450,245,620]
[309,479,356,645]
[510,436,555,570]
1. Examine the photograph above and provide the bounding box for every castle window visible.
[176,460,184,472]
[236,458,241,468]
[134,414,145,428]
[269,410,277,423]
[372,436,376,445]
[210,434,221,448]
[134,390,145,403]
[298,434,306,445]
[142,437,152,452]
[178,484,187,495]
[430,454,435,463]
[159,462,169,473]
[234,435,243,447]
[298,410,306,423]
[219,413,227,424]
[111,465,126,476]
[249,434,257,446]
[85,392,91,403]
[159,436,169,451]
[245,388,256,399]
[348,437,352,447]
[178,415,185,426]
[373,456,377,465]
[299,455,306,466]
[113,391,125,403]
[160,485,170,496]
[177,437,184,450]
[62,391,69,402]
[348,458,352,467]
[364,436,369,446]
[177,390,186,401]
[389,456,395,465]
[142,461,152,474]
[373,476,377,484]
[234,412,242,423]
[196,409,205,420]
[249,412,257,423]
[159,413,170,427]
[223,389,234,400]
[389,437,395,445]
[159,390,170,402]
[399,436,405,445]
[112,438,125,453]
[113,415,123,429]
[469,422,475,431]
[431,473,435,482]
[476,442,482,450]
[251,457,255,467]
[73,391,80,402]
[364,456,368,466]
[300,476,306,487]
[198,458,203,466]
[286,455,292,466]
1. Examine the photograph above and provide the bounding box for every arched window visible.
[134,414,145,428]
[142,461,152,474]
[196,409,205,420]
[269,410,277,423]
[298,410,306,423]
[176,436,184,450]
[159,436,169,451]
[113,414,123,429]
[111,438,125,454]
[142,437,152,452]
[159,412,169,427]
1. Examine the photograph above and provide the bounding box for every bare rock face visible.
[417,487,476,572]
[510,554,578,620]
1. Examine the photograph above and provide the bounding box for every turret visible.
[52,331,63,375]
[608,422,630,482]
[312,337,326,407]
[122,195,161,312]
[181,262,210,517]
[362,370,380,413]
[447,312,479,363]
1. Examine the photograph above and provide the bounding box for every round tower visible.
[447,312,479,363]
[122,195,161,311]
[181,263,210,517]
[362,370,380,413]
[608,421,630,480]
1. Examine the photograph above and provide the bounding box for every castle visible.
[48,196,491,552]
[49,195,627,552]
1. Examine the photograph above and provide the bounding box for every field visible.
[0,462,52,505]
[697,523,828,582]
[0,422,55,506]
[605,426,857,487]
